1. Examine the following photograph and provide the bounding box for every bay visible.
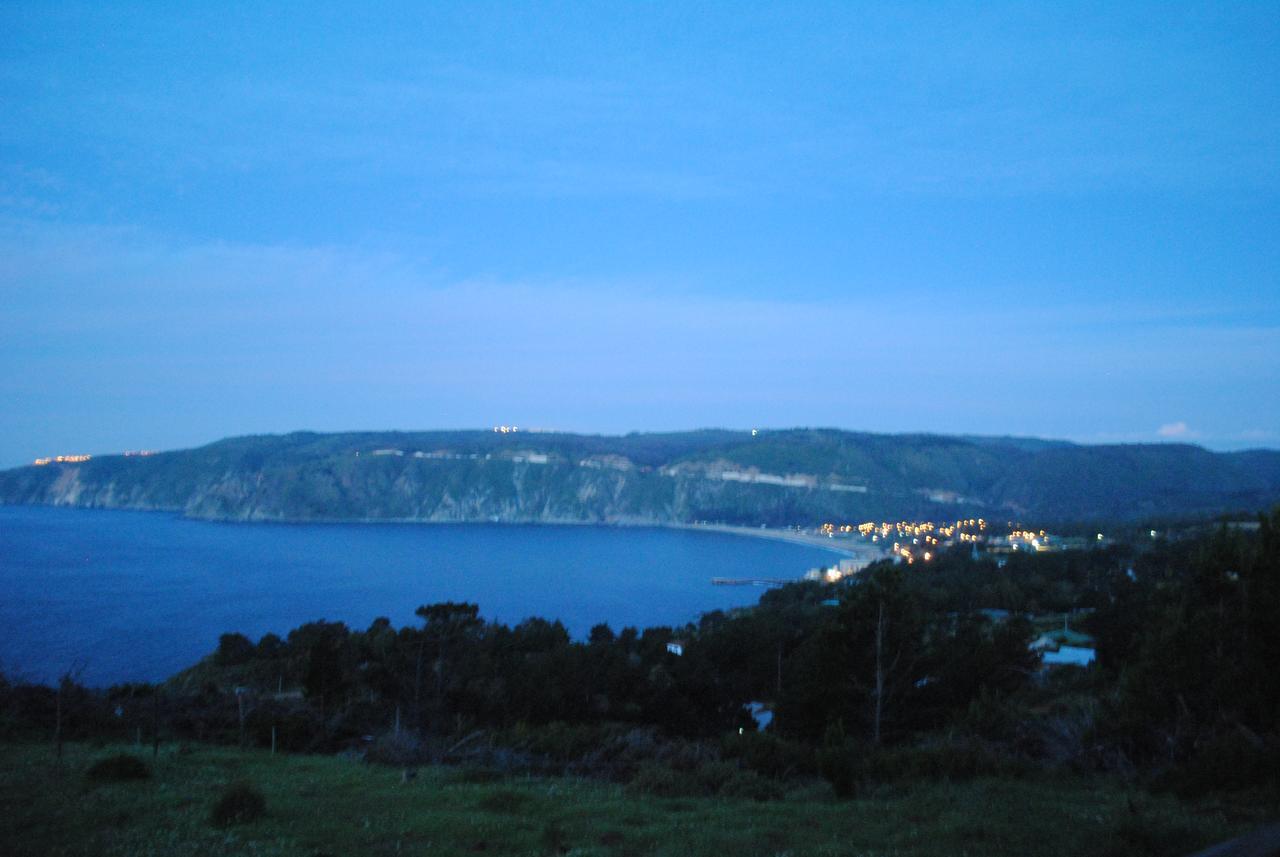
[0,505,843,686]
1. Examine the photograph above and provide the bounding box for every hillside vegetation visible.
[4,512,1279,855]
[3,428,1278,524]
[0,741,1255,857]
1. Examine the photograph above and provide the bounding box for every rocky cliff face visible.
[3,428,1278,525]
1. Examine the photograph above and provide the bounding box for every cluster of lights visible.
[888,542,935,564]
[824,516,1113,564]
[492,425,520,434]
[1008,529,1047,549]
[123,450,156,457]
[841,518,988,543]
[826,517,1120,564]
[32,454,92,466]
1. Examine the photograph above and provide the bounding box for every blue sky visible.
[2,1,1277,466]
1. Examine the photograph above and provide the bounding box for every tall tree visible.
[412,602,482,732]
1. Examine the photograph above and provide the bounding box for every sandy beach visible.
[669,521,885,560]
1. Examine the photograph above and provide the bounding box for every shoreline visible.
[665,521,868,557]
[2,502,880,559]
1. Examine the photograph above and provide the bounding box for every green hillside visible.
[2,428,1277,525]
[0,741,1252,857]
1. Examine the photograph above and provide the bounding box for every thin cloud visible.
[2,219,1279,465]
[1157,421,1198,439]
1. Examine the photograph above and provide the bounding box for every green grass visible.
[0,740,1268,856]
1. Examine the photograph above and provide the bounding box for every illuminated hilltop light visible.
[493,425,519,433]
[32,454,92,466]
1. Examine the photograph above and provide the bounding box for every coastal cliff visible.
[3,428,1278,525]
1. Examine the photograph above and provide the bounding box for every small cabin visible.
[1042,645,1096,667]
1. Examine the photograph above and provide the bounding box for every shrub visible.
[625,762,700,798]
[210,781,266,827]
[717,770,784,801]
[817,745,861,799]
[245,700,325,753]
[566,727,674,781]
[1154,732,1280,797]
[505,721,621,761]
[865,739,1030,785]
[364,731,423,767]
[692,760,739,794]
[721,731,815,780]
[86,754,150,782]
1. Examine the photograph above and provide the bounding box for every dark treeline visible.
[3,508,1278,798]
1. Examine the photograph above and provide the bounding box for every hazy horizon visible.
[3,3,1277,467]
[5,421,1278,471]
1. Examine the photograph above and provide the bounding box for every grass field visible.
[0,741,1270,856]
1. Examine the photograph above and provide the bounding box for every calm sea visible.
[0,505,841,686]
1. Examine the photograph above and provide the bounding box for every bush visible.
[692,760,739,794]
[865,739,1030,785]
[721,731,815,780]
[1154,732,1280,797]
[567,727,709,781]
[86,754,150,782]
[717,770,784,801]
[504,721,622,761]
[818,745,861,799]
[625,762,701,797]
[364,731,423,767]
[210,781,266,827]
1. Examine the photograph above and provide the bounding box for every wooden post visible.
[413,636,425,733]
[152,691,160,759]
[54,680,63,761]
[873,600,886,746]
[271,726,277,755]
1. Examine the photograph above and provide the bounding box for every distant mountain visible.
[2,428,1277,526]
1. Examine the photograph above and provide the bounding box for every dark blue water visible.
[0,505,841,686]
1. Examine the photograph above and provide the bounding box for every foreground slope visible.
[2,428,1278,525]
[0,741,1254,857]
